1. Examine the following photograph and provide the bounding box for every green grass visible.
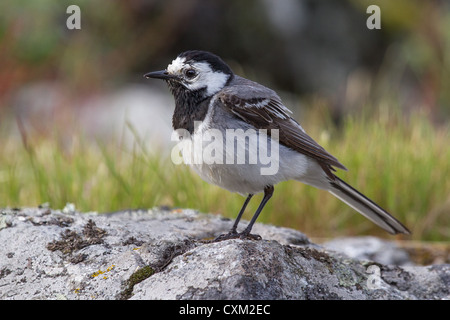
[1,106,449,241]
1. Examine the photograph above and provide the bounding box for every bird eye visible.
[184,68,197,79]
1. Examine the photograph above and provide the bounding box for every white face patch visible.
[166,58,230,96]
[187,62,229,96]
[167,56,186,75]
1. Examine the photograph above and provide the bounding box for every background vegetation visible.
[0,0,449,241]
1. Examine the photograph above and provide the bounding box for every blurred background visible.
[0,0,449,244]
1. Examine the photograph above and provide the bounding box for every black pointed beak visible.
[144,70,176,80]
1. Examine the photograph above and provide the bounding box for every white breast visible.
[177,123,314,195]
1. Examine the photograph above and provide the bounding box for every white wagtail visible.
[145,50,410,240]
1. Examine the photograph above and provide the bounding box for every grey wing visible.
[217,79,347,174]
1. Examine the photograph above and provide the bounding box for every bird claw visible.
[213,231,239,242]
[213,231,262,242]
[239,233,262,241]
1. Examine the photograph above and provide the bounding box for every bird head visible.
[145,50,233,98]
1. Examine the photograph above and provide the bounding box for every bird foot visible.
[213,231,262,242]
[239,232,262,241]
[213,231,239,242]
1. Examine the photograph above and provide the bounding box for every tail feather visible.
[328,176,410,235]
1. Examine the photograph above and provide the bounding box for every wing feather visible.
[218,81,347,173]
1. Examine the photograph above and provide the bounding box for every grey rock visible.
[323,236,413,266]
[0,207,448,300]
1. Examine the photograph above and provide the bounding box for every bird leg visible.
[214,193,253,242]
[214,185,274,242]
[238,185,273,240]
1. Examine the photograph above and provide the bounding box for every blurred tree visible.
[0,0,448,119]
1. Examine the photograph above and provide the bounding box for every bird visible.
[144,50,410,240]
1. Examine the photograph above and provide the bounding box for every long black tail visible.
[328,176,410,235]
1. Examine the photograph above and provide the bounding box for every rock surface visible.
[0,207,448,300]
